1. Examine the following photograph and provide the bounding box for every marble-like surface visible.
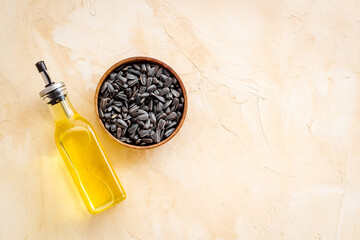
[1,0,360,239]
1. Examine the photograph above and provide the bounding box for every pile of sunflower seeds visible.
[98,62,184,146]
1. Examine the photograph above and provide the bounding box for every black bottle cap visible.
[35,61,47,73]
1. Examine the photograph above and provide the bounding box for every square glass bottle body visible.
[49,98,126,214]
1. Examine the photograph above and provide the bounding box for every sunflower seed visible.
[149,112,156,123]
[100,98,107,110]
[158,87,170,96]
[139,129,151,138]
[116,93,127,101]
[146,77,153,87]
[154,128,161,143]
[136,113,149,121]
[126,73,137,80]
[139,86,146,94]
[171,89,180,98]
[155,67,162,78]
[147,85,157,93]
[141,63,147,72]
[121,106,128,113]
[157,81,164,88]
[101,82,109,93]
[165,112,177,121]
[157,112,167,120]
[165,107,171,114]
[116,127,122,139]
[110,73,117,80]
[110,124,117,132]
[152,77,159,84]
[116,119,128,128]
[164,77,172,88]
[149,99,154,111]
[166,121,177,129]
[163,99,172,109]
[158,119,166,130]
[126,88,132,98]
[142,138,153,144]
[128,123,138,134]
[160,74,167,81]
[164,128,175,137]
[128,69,141,76]
[105,122,110,130]
[117,75,127,84]
[133,64,141,71]
[114,101,123,107]
[147,67,156,77]
[129,105,139,114]
[151,93,165,102]
[128,79,138,87]
[104,113,111,119]
[144,119,151,129]
[99,109,104,118]
[140,74,147,85]
[140,92,150,98]
[163,69,170,77]
[107,83,114,93]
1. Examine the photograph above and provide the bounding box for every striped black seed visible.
[171,89,180,98]
[147,67,156,77]
[136,113,149,121]
[117,75,127,84]
[165,112,177,121]
[128,123,138,134]
[147,85,157,93]
[157,112,167,120]
[158,119,166,130]
[142,138,153,144]
[158,87,170,96]
[155,67,162,78]
[139,129,151,137]
[164,128,175,138]
[100,98,107,110]
[116,119,128,128]
[128,69,141,76]
[133,64,141,71]
[99,109,104,118]
[144,119,151,129]
[149,112,156,123]
[164,77,172,88]
[116,127,122,139]
[151,93,165,102]
[101,82,109,93]
[111,124,117,132]
[163,100,172,109]
[140,74,147,85]
[146,77,152,87]
[139,86,146,94]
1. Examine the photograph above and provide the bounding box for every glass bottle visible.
[36,61,126,214]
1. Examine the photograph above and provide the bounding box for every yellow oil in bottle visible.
[50,99,126,214]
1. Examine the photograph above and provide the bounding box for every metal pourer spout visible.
[36,61,54,86]
[36,60,67,105]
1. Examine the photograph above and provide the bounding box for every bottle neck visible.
[48,97,77,122]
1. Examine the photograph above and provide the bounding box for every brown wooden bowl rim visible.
[94,56,188,150]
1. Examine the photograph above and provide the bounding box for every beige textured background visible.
[1,0,360,239]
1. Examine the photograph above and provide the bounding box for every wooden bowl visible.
[94,56,188,150]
